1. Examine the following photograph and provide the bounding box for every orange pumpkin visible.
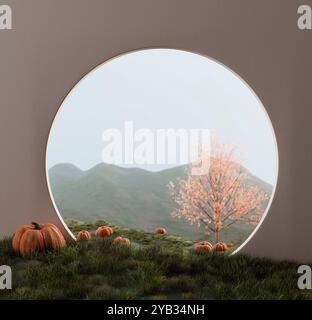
[155,227,167,235]
[214,242,228,252]
[226,242,234,248]
[12,222,66,256]
[77,230,91,240]
[95,226,113,237]
[194,241,213,252]
[114,236,130,245]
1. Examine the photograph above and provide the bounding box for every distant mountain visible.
[48,163,272,244]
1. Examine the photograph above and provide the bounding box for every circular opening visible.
[46,48,278,253]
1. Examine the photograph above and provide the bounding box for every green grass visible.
[0,221,310,300]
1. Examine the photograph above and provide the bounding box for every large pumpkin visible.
[194,241,213,253]
[214,242,228,252]
[77,230,91,240]
[155,227,167,235]
[95,226,113,237]
[114,236,130,245]
[12,222,66,256]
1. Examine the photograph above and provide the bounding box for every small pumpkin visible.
[194,241,213,252]
[114,236,130,245]
[95,226,113,237]
[155,227,167,235]
[226,242,234,248]
[77,230,91,240]
[12,222,66,256]
[214,242,228,252]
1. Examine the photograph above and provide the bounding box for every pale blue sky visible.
[47,49,278,184]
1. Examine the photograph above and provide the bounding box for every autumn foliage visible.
[169,137,268,243]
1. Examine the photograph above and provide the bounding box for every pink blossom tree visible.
[168,137,268,243]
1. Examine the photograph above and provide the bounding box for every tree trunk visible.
[216,230,219,243]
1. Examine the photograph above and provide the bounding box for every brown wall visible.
[0,0,311,262]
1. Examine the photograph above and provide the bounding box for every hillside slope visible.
[0,222,306,300]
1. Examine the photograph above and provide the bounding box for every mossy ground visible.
[0,221,310,300]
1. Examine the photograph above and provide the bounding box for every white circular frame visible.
[45,48,279,254]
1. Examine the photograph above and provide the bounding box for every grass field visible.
[0,221,310,300]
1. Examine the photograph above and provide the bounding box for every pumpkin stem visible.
[31,222,41,230]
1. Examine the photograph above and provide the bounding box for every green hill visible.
[48,163,272,245]
[0,222,307,300]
